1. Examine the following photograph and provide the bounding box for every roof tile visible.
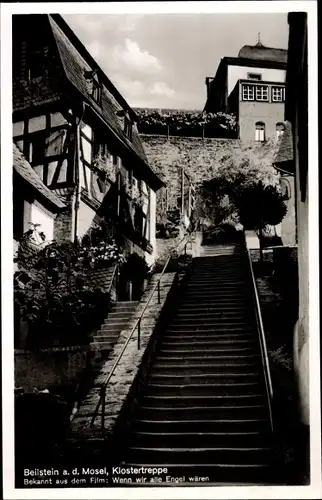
[13,143,66,210]
[49,17,151,168]
[274,121,294,166]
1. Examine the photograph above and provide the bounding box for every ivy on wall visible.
[135,109,237,139]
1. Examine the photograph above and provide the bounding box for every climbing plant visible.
[135,109,237,138]
[14,225,115,349]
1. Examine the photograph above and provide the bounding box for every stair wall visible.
[69,272,177,440]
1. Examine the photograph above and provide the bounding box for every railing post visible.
[101,385,106,432]
[157,280,161,304]
[137,319,141,350]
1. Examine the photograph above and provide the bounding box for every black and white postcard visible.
[1,1,320,498]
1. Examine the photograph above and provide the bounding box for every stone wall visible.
[15,345,90,391]
[69,272,177,448]
[141,135,280,221]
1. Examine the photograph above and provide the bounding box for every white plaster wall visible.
[294,185,309,426]
[51,112,67,127]
[147,189,157,266]
[77,199,96,239]
[13,121,24,137]
[30,203,54,242]
[29,115,46,133]
[228,65,286,95]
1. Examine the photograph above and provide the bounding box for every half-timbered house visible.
[12,14,165,269]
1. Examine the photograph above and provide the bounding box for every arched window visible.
[280,177,291,200]
[276,122,285,139]
[255,122,265,142]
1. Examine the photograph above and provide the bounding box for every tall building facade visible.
[204,39,287,142]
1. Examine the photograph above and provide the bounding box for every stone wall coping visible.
[15,345,90,355]
[265,245,298,250]
[245,230,260,250]
[140,134,239,143]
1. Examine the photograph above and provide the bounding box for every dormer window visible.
[124,116,133,140]
[27,39,44,81]
[84,69,102,105]
[92,79,101,104]
[247,73,262,81]
[116,110,133,140]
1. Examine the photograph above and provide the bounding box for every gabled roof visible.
[273,121,294,174]
[13,143,66,210]
[48,15,164,190]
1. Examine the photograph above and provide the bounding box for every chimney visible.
[205,77,214,99]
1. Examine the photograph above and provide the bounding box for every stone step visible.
[169,318,254,326]
[149,373,261,385]
[174,312,252,320]
[103,318,132,324]
[126,446,273,466]
[93,335,119,343]
[144,381,263,396]
[129,430,270,448]
[151,363,261,374]
[99,324,128,331]
[177,301,251,314]
[137,405,268,421]
[155,354,261,363]
[187,280,246,285]
[181,297,248,303]
[183,291,246,297]
[105,312,133,319]
[163,334,255,342]
[160,342,257,351]
[158,346,259,356]
[142,393,266,407]
[90,341,113,351]
[133,417,271,434]
[164,328,256,335]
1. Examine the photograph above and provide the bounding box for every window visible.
[272,86,285,102]
[276,122,285,139]
[84,70,102,105]
[124,116,133,140]
[255,122,265,142]
[280,178,291,200]
[92,80,102,104]
[242,84,255,101]
[27,43,44,81]
[247,73,262,81]
[255,85,269,101]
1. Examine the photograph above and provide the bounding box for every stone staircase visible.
[91,301,138,352]
[119,244,276,484]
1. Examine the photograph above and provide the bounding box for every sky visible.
[64,13,289,110]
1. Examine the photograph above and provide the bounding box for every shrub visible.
[14,227,114,349]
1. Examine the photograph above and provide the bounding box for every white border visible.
[1,2,320,499]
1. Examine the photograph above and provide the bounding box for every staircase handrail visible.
[245,243,274,433]
[107,262,119,295]
[90,225,198,431]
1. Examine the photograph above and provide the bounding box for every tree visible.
[235,182,287,260]
[201,156,287,257]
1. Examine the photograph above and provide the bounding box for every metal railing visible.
[245,246,274,433]
[107,263,119,296]
[90,229,196,431]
